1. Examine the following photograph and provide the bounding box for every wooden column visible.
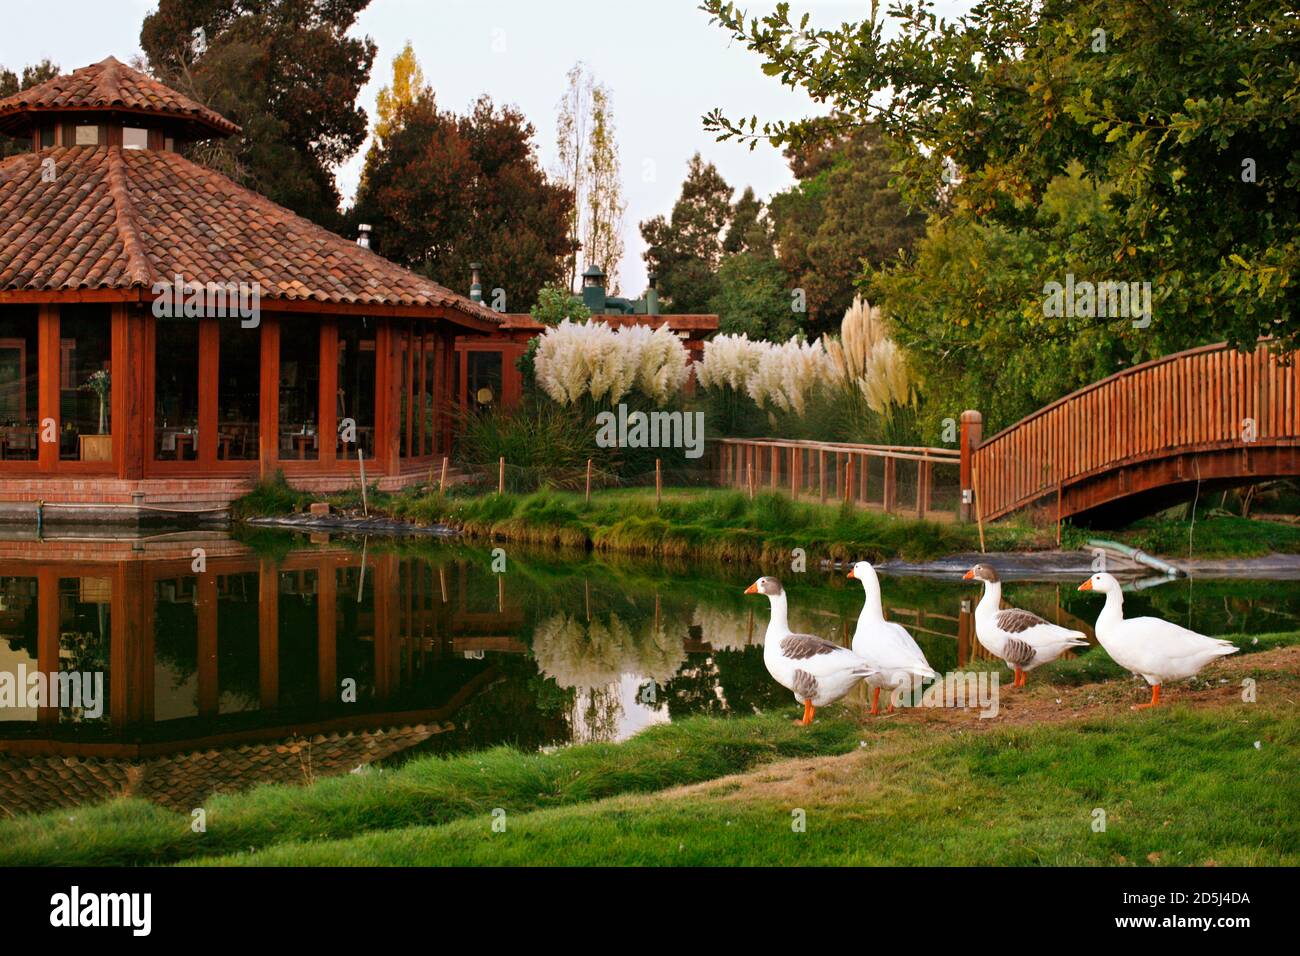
[114,303,147,479]
[258,315,280,479]
[317,556,337,704]
[258,559,279,710]
[319,317,339,466]
[115,562,152,726]
[35,567,59,725]
[37,305,58,472]
[197,318,219,465]
[196,572,219,718]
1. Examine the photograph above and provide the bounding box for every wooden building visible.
[0,57,502,512]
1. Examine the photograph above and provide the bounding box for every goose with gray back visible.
[963,563,1090,688]
[744,576,876,725]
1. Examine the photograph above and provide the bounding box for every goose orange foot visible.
[1132,685,1162,710]
[870,688,881,716]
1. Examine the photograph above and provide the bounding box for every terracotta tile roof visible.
[0,146,501,322]
[0,56,241,138]
[0,724,443,817]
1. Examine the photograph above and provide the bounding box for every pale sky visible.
[1,0,965,297]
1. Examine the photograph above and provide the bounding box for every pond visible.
[1,530,1297,816]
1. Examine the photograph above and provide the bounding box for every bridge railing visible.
[713,437,962,520]
[965,342,1300,522]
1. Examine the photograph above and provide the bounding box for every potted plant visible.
[78,369,112,461]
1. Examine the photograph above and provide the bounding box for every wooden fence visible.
[713,437,962,520]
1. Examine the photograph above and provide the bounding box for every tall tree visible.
[767,121,925,337]
[351,77,575,312]
[582,83,626,293]
[640,154,733,313]
[140,0,377,230]
[703,0,1300,352]
[556,63,625,291]
[723,186,772,257]
[0,60,61,159]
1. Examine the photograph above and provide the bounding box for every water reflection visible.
[1,531,1297,816]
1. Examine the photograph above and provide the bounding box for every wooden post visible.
[1056,479,1063,547]
[358,448,368,516]
[916,458,928,518]
[585,458,593,503]
[959,410,984,522]
[972,459,987,554]
[498,455,505,494]
[747,460,754,500]
[771,445,779,490]
[655,458,662,507]
[819,449,826,503]
[439,455,449,492]
[884,456,897,513]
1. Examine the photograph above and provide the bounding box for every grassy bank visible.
[234,476,1300,563]
[195,705,1297,867]
[0,715,862,867]
[236,479,1048,562]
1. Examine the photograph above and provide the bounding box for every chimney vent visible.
[356,223,372,249]
[469,262,483,303]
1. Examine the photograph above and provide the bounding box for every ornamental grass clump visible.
[535,320,690,407]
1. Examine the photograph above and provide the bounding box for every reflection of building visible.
[0,58,502,512]
[454,265,718,411]
[0,537,531,815]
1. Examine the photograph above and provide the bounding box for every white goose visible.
[745,576,876,725]
[1078,572,1238,709]
[964,563,1090,687]
[846,561,937,714]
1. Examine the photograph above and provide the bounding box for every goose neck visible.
[975,580,1002,616]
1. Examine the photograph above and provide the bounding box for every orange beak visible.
[1077,579,1093,591]
[846,569,856,579]
[744,582,758,594]
[962,569,975,580]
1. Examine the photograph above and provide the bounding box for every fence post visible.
[844,454,854,504]
[818,449,826,503]
[656,458,662,508]
[883,456,896,513]
[439,455,449,493]
[498,456,505,495]
[959,410,984,522]
[586,458,592,504]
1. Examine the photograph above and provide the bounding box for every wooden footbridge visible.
[716,341,1299,525]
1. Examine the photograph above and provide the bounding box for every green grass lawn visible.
[195,704,1300,866]
[3,636,1296,867]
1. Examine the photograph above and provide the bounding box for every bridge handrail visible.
[967,340,1298,521]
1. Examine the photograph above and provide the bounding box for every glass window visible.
[39,126,55,149]
[279,319,320,460]
[217,319,260,460]
[58,305,113,463]
[336,321,376,459]
[0,307,39,461]
[423,337,438,455]
[0,576,39,722]
[468,351,502,412]
[154,320,199,460]
[58,577,111,725]
[164,136,175,152]
[74,124,100,146]
[122,127,149,150]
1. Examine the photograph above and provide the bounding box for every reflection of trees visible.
[531,611,686,691]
